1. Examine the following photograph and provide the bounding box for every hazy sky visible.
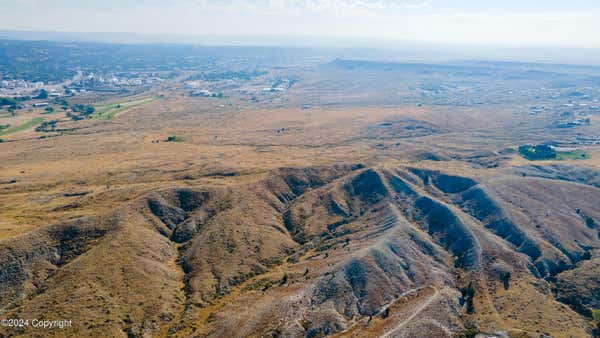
[1,0,599,48]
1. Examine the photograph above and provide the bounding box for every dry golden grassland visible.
[1,84,600,338]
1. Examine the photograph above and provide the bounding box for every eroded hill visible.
[1,163,599,337]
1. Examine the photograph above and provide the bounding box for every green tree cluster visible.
[518,145,557,160]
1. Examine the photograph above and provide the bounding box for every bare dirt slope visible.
[1,164,599,337]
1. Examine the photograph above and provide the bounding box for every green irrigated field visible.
[0,117,43,136]
[556,149,590,160]
[519,145,590,161]
[92,97,158,120]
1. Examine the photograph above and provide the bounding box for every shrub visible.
[587,218,596,229]
[454,252,467,268]
[461,327,479,338]
[594,310,600,336]
[460,282,476,314]
[35,120,59,132]
[279,273,288,286]
[166,136,184,142]
[35,89,48,99]
[0,97,17,106]
[501,271,511,290]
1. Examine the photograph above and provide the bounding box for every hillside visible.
[1,163,599,337]
[2,55,600,337]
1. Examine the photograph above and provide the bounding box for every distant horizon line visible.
[2,29,600,51]
[3,29,600,67]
